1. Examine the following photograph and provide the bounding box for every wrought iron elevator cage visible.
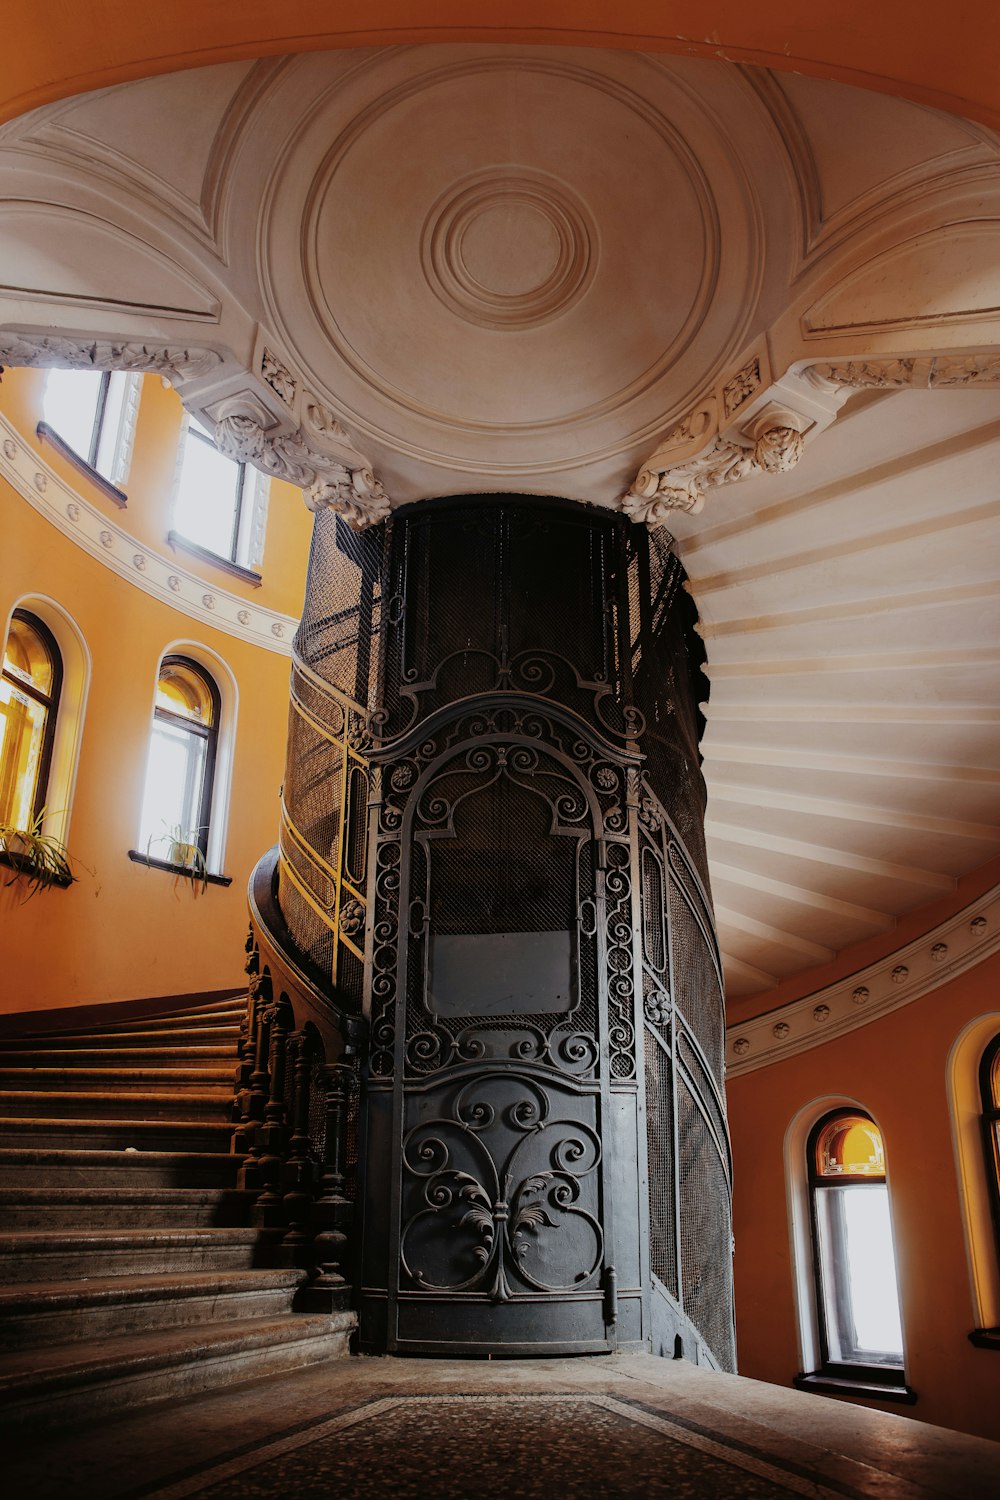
[274,496,734,1367]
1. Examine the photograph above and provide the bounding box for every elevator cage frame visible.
[275,497,734,1368]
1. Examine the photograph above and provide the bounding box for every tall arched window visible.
[808,1110,905,1382]
[138,656,220,860]
[0,609,63,829]
[981,1035,1000,1270]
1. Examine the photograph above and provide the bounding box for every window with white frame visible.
[42,368,140,487]
[171,416,269,572]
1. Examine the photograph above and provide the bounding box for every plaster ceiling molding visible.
[0,61,263,255]
[620,343,848,527]
[725,882,1000,1076]
[0,409,296,652]
[765,70,1000,263]
[801,222,1000,339]
[249,46,781,504]
[0,202,221,325]
[0,332,224,382]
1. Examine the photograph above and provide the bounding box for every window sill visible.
[36,423,128,508]
[167,531,262,587]
[794,1371,916,1404]
[969,1327,1000,1351]
[0,849,74,888]
[127,849,232,887]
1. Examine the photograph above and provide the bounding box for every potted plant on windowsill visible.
[145,823,209,892]
[0,807,75,896]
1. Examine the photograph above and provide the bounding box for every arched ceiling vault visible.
[1,44,999,1000]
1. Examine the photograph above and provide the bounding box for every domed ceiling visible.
[1,45,1000,998]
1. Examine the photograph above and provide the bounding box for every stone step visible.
[0,1024,241,1051]
[0,1089,232,1121]
[0,1115,233,1152]
[0,1226,267,1282]
[0,1311,356,1430]
[22,1005,247,1040]
[0,1148,243,1188]
[0,1067,235,1092]
[0,1267,306,1349]
[0,1186,254,1230]
[0,1045,237,1068]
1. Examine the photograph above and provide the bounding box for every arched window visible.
[981,1035,1000,1269]
[137,656,220,860]
[0,609,63,829]
[808,1110,905,1380]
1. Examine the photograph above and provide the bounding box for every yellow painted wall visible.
[0,367,313,1011]
[728,949,1000,1442]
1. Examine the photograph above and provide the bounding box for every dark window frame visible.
[803,1108,908,1391]
[981,1034,1000,1267]
[174,420,251,570]
[152,654,221,860]
[1,608,63,825]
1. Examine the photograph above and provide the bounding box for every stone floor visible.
[7,1353,1000,1500]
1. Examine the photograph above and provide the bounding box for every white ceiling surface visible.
[1,49,999,997]
[682,385,1000,995]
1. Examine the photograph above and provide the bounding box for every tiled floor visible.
[8,1353,1000,1499]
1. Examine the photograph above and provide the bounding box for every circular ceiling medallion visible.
[420,169,597,330]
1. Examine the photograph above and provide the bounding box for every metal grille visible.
[678,1073,737,1370]
[668,872,724,1083]
[644,1027,678,1296]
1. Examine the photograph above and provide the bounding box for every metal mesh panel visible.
[644,1026,678,1297]
[296,513,384,705]
[677,1074,736,1370]
[668,872,724,1083]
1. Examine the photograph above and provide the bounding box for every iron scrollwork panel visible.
[400,1072,603,1303]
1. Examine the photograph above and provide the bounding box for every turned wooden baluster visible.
[300,1059,355,1310]
[280,1030,317,1260]
[248,1000,290,1222]
[235,971,273,1184]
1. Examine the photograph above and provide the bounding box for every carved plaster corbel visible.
[0,332,223,383]
[621,399,806,529]
[214,399,391,532]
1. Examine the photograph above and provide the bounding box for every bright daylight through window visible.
[172,418,267,571]
[809,1111,904,1377]
[43,368,137,486]
[138,657,219,863]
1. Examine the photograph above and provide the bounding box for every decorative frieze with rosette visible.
[0,333,223,383]
[804,353,1000,393]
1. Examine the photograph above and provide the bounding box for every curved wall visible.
[0,367,313,1011]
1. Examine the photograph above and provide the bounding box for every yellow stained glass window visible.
[155,660,215,726]
[814,1114,886,1178]
[0,612,61,829]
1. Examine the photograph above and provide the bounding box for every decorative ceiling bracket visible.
[0,324,393,532]
[620,341,846,529]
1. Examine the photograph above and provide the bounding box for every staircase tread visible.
[0,1148,244,1163]
[0,1312,356,1390]
[0,1267,306,1309]
[0,1186,251,1203]
[0,1069,233,1079]
[0,1116,231,1129]
[0,1226,262,1250]
[0,1090,232,1103]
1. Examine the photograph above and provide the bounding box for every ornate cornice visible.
[804,353,1000,392]
[0,326,393,532]
[0,411,296,655]
[725,883,1000,1078]
[0,333,223,383]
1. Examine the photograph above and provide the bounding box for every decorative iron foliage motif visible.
[401,1073,602,1302]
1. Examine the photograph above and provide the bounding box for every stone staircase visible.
[0,993,355,1428]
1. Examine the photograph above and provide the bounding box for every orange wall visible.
[3,4,1000,130]
[0,368,313,1011]
[728,949,1000,1442]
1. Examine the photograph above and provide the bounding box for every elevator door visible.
[359,724,634,1355]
